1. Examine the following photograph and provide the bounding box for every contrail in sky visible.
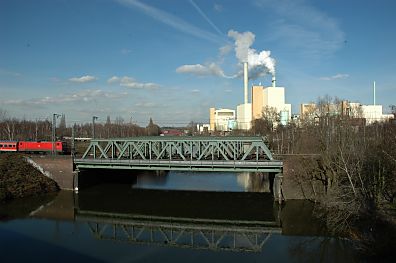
[188,0,224,37]
[116,0,225,44]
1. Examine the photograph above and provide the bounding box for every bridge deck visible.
[74,159,283,172]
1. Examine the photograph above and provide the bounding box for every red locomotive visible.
[0,141,64,153]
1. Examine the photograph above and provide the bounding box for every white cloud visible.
[107,76,120,84]
[320,73,349,81]
[0,68,21,77]
[214,3,223,12]
[135,102,158,108]
[108,76,160,89]
[121,48,132,54]
[2,89,123,106]
[176,63,233,78]
[69,75,97,83]
[191,89,200,93]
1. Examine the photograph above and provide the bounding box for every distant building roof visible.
[160,129,184,136]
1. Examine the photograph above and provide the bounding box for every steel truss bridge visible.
[73,136,283,173]
[76,211,281,253]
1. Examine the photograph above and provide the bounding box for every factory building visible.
[251,85,264,119]
[210,62,292,131]
[237,103,252,130]
[209,107,236,132]
[299,101,393,125]
[361,105,393,124]
[300,103,317,120]
[250,75,292,126]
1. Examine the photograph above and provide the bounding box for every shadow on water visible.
[77,169,273,193]
[76,185,276,222]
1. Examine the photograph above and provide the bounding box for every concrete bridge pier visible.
[269,172,284,204]
[73,170,79,192]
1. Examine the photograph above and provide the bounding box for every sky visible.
[1,0,395,126]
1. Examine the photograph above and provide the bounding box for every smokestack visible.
[373,81,376,105]
[244,62,248,104]
[272,72,276,88]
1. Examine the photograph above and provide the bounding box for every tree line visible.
[0,110,161,140]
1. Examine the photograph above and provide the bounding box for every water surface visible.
[0,171,359,262]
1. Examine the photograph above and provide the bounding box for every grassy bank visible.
[0,154,59,202]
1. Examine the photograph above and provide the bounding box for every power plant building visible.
[250,83,292,126]
[361,105,393,124]
[237,103,252,130]
[209,107,236,132]
[210,62,292,130]
[252,85,264,119]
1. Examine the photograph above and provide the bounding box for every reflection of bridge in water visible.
[26,190,325,255]
[77,212,281,252]
[75,187,282,253]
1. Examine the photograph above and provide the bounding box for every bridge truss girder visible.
[74,136,283,172]
[81,137,274,161]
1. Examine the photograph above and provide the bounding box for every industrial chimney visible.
[272,72,276,88]
[244,62,248,104]
[373,81,376,105]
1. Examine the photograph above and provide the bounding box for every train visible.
[0,141,65,153]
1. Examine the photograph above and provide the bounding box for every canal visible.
[0,171,360,262]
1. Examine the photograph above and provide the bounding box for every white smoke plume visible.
[228,30,276,78]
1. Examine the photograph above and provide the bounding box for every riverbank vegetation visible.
[0,154,59,202]
[249,96,396,258]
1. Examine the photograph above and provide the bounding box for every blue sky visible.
[1,0,395,126]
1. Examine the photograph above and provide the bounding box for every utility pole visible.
[92,116,98,139]
[52,113,61,155]
[71,123,75,156]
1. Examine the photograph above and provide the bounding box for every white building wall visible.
[214,109,235,131]
[196,124,210,133]
[361,105,384,124]
[263,87,285,108]
[262,86,291,124]
[237,103,252,130]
